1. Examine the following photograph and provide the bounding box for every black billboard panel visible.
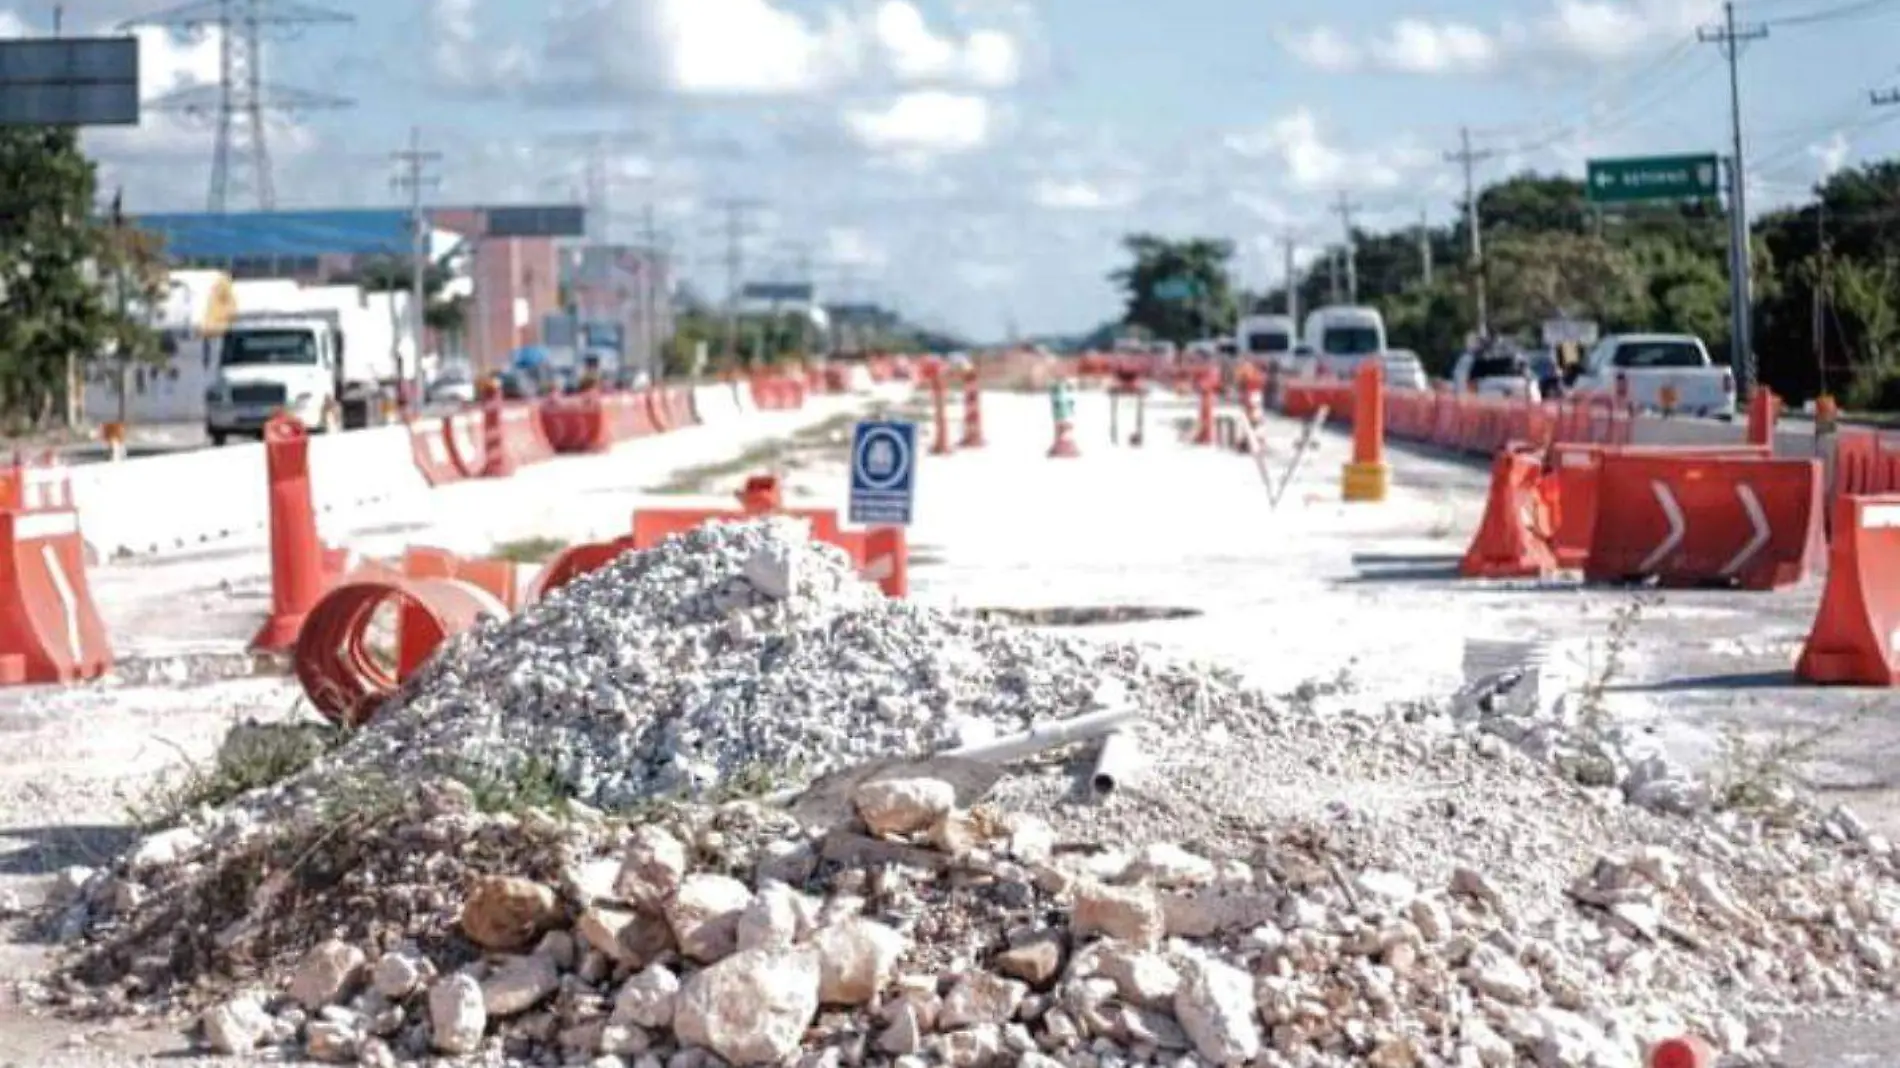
[484,205,585,238]
[0,37,139,126]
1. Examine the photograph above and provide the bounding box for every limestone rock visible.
[1071,881,1165,949]
[371,953,425,1001]
[673,946,822,1066]
[612,963,681,1030]
[427,974,487,1055]
[1172,958,1259,1065]
[288,940,366,1011]
[853,777,956,838]
[993,933,1065,988]
[616,825,689,909]
[939,972,1027,1030]
[737,883,805,951]
[811,916,907,1005]
[202,993,274,1054]
[481,954,560,1018]
[666,873,753,963]
[303,1020,357,1063]
[462,876,563,951]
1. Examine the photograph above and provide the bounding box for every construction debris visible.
[28,518,1900,1066]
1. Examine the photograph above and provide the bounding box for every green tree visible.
[1110,234,1237,344]
[0,127,163,431]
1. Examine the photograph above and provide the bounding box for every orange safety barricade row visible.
[751,376,808,410]
[1583,453,1825,590]
[1798,494,1900,686]
[665,386,698,428]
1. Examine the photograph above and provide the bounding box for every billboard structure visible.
[0,36,140,126]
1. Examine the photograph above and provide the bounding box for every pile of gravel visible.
[269,516,1257,812]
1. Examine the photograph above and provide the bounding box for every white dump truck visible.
[204,290,412,444]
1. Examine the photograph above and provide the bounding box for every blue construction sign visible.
[849,420,916,526]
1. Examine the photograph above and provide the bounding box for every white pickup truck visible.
[1569,333,1735,418]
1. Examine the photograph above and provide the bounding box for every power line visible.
[1762,0,1900,28]
[391,126,440,410]
[1699,0,1769,398]
[1445,126,1497,337]
[122,0,353,213]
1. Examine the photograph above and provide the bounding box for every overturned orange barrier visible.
[1460,446,1558,579]
[1797,494,1900,686]
[1584,453,1825,590]
[294,571,510,726]
[0,503,112,685]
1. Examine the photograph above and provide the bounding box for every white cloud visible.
[1031,178,1136,210]
[1283,0,1720,74]
[955,261,1018,289]
[1223,109,1415,192]
[1809,132,1851,180]
[844,91,990,155]
[1277,27,1363,72]
[488,0,1021,100]
[1372,19,1499,74]
[825,227,888,267]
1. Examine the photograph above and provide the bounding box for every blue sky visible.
[17,0,1900,340]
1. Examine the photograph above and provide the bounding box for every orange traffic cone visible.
[1049,420,1080,458]
[1648,1035,1714,1068]
[252,414,350,652]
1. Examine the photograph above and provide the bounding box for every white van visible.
[1303,306,1387,378]
[1236,314,1296,364]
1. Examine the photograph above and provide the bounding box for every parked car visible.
[1569,333,1735,418]
[1453,348,1539,400]
[1380,350,1429,391]
[1525,350,1565,400]
[497,369,538,400]
[427,366,476,405]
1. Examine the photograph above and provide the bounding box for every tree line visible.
[1105,160,1900,409]
[0,127,169,434]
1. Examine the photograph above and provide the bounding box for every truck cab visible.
[205,314,344,444]
[1302,306,1387,378]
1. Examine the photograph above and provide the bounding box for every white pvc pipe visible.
[1270,405,1329,508]
[941,706,1141,765]
[1090,729,1143,798]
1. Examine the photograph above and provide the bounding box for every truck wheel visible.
[209,430,227,447]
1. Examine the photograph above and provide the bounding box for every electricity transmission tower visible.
[123,0,353,213]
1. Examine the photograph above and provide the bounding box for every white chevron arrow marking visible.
[1720,484,1770,578]
[1639,480,1685,573]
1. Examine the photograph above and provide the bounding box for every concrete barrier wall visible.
[690,385,741,425]
[73,440,270,559]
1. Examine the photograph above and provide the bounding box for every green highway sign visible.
[1154,277,1203,301]
[1586,154,1721,204]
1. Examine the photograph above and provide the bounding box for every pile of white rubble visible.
[30,517,1900,1066]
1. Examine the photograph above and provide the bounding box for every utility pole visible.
[1813,200,1829,394]
[714,198,764,368]
[123,0,353,212]
[1418,209,1434,287]
[1331,191,1359,304]
[1327,248,1341,305]
[392,126,441,412]
[1700,1,1767,398]
[637,204,668,380]
[1282,234,1299,326]
[1445,126,1496,339]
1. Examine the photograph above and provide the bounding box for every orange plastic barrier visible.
[1797,494,1900,685]
[1745,389,1781,448]
[0,505,112,685]
[1547,443,1772,568]
[294,573,509,726]
[1584,453,1825,590]
[646,388,674,433]
[407,418,464,486]
[1460,446,1558,579]
[528,539,633,602]
[0,455,73,512]
[751,377,806,410]
[929,375,954,456]
[395,547,520,677]
[443,410,486,479]
[627,505,905,598]
[959,373,985,448]
[253,415,355,651]
[1648,1035,1714,1068]
[666,387,698,427]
